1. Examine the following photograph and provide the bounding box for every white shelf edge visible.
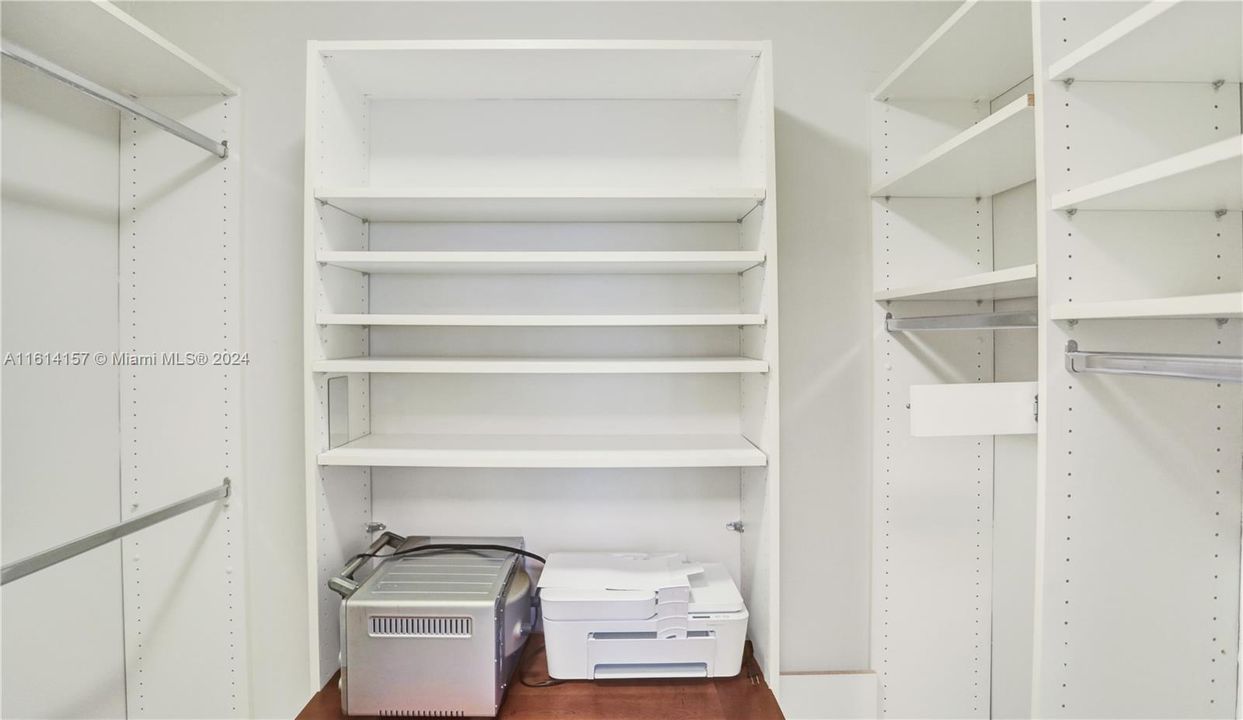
[316,313,766,327]
[1048,1,1174,81]
[1051,292,1243,321]
[317,433,768,469]
[312,356,769,374]
[1051,136,1243,211]
[315,250,766,274]
[91,1,238,95]
[869,93,1035,198]
[872,0,977,100]
[874,264,1038,302]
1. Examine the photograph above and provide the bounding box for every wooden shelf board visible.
[870,94,1035,198]
[1,1,237,96]
[317,433,768,468]
[313,356,768,374]
[1051,292,1243,320]
[874,264,1038,302]
[317,250,765,274]
[1048,0,1243,83]
[315,188,765,222]
[317,313,765,327]
[872,0,1033,101]
[1052,136,1243,211]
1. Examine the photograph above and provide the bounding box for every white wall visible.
[118,2,955,716]
[1,61,128,718]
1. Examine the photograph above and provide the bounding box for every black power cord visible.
[350,542,547,565]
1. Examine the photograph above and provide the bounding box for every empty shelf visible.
[1052,292,1243,321]
[872,0,1033,101]
[318,433,768,468]
[317,250,765,274]
[874,264,1038,302]
[871,94,1035,198]
[1049,0,1242,83]
[317,313,765,327]
[312,356,768,374]
[1052,136,1243,211]
[0,1,237,96]
[315,188,765,222]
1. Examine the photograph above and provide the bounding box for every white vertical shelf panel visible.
[1048,0,1243,83]
[119,97,248,718]
[1033,2,1243,717]
[872,0,1033,101]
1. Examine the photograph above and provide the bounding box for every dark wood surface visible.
[297,637,785,720]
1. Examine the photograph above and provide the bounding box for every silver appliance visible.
[330,533,532,717]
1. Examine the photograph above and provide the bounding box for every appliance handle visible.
[329,531,406,598]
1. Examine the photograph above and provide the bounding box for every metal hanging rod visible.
[886,310,1037,332]
[1,41,228,159]
[1065,340,1243,383]
[1,479,231,586]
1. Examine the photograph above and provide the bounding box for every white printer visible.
[537,552,749,680]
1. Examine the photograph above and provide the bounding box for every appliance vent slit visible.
[369,615,472,638]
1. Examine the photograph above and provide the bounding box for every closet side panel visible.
[118,97,249,718]
[0,57,127,720]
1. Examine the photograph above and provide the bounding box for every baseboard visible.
[776,671,878,720]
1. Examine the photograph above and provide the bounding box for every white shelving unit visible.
[318,250,766,274]
[1031,1,1243,717]
[303,40,781,703]
[870,93,1035,198]
[1,2,246,717]
[1047,0,1243,83]
[873,264,1037,302]
[312,355,769,374]
[315,187,764,222]
[318,433,767,469]
[869,1,1040,716]
[1052,136,1243,211]
[1051,292,1243,321]
[872,0,1033,101]
[317,312,767,327]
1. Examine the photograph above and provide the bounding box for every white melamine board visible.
[319,433,767,468]
[1039,321,1242,716]
[871,94,1036,198]
[318,250,764,274]
[1052,292,1243,320]
[367,98,751,188]
[874,264,1037,302]
[314,356,768,374]
[872,198,996,291]
[316,187,764,223]
[318,313,764,327]
[778,673,879,720]
[317,40,762,99]
[1048,0,1243,83]
[872,0,1033,101]
[909,381,1037,437]
[1052,136,1243,211]
[0,1,236,96]
[119,98,247,717]
[872,303,996,718]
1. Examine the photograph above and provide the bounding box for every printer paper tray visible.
[587,631,717,679]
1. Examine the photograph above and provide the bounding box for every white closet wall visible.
[304,41,781,694]
[1,3,247,716]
